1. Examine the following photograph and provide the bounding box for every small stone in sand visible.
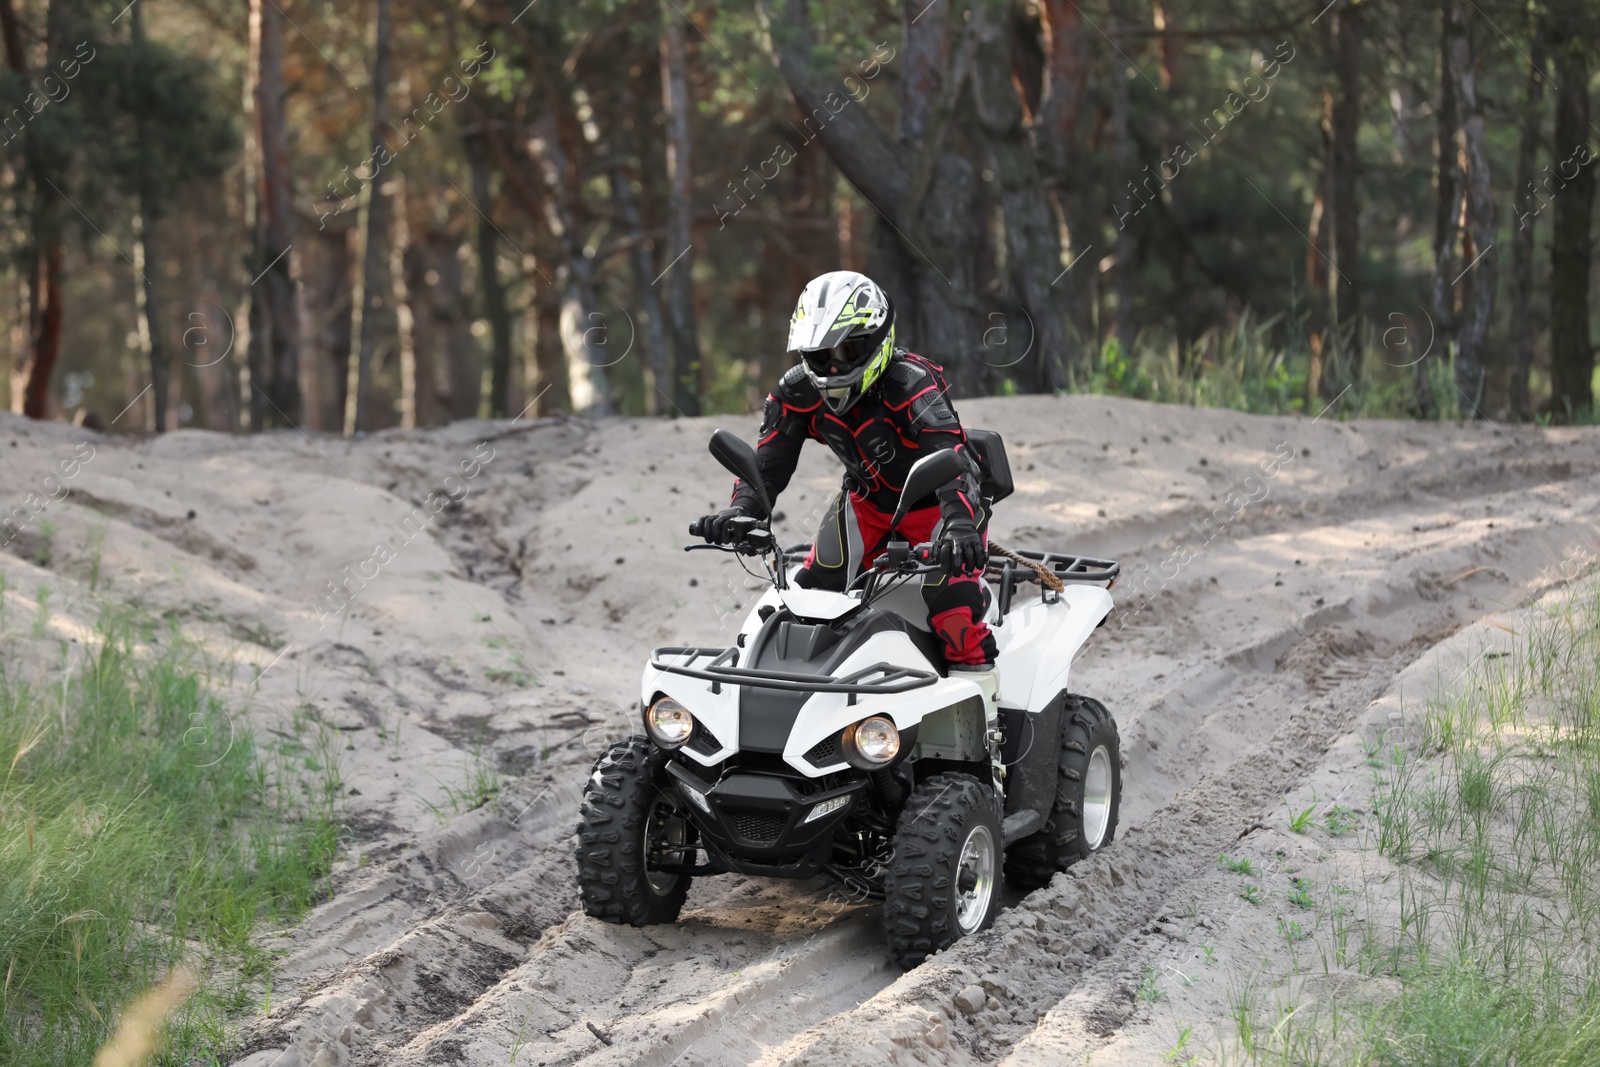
[954,985,986,1016]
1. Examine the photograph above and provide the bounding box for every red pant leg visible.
[899,504,997,666]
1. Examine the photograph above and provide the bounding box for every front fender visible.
[640,654,741,766]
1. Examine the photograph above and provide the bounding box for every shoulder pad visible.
[908,385,960,430]
[777,364,815,396]
[880,357,930,401]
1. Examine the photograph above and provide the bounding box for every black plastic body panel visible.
[738,607,942,753]
[966,428,1014,504]
[999,693,1064,818]
[666,761,864,875]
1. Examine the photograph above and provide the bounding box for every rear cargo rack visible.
[988,549,1119,619]
[989,548,1120,586]
[650,646,938,703]
[781,543,1116,590]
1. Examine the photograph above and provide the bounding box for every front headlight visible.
[852,716,900,764]
[645,697,694,748]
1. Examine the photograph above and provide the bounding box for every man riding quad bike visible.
[575,271,1123,967]
[696,271,1000,707]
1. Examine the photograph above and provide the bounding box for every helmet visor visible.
[800,332,880,379]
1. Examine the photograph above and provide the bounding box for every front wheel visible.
[575,736,693,926]
[884,773,1003,969]
[1004,694,1122,890]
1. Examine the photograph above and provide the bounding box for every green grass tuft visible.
[0,614,341,1065]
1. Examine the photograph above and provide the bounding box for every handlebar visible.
[685,515,774,556]
[874,541,943,575]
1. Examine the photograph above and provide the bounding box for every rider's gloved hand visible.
[692,506,751,545]
[936,517,987,575]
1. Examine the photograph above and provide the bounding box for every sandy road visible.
[329,405,1598,1067]
[6,399,1595,1066]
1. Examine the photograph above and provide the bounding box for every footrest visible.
[1001,809,1042,845]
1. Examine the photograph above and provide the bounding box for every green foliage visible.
[1287,800,1317,834]
[1323,805,1358,837]
[1137,966,1168,1004]
[1218,852,1256,876]
[1163,1025,1193,1062]
[1236,576,1600,1062]
[0,616,340,1066]
[0,3,235,230]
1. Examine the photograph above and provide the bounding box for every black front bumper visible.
[666,761,864,877]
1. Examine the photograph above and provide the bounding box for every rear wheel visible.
[1004,694,1122,891]
[575,736,693,925]
[884,773,1003,969]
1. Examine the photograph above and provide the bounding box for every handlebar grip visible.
[688,517,708,538]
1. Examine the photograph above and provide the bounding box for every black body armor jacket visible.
[731,351,982,525]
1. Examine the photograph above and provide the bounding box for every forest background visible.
[2,0,1597,435]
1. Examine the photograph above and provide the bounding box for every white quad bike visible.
[576,428,1122,967]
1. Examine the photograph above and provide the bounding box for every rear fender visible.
[994,585,1113,713]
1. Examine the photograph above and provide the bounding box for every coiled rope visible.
[988,542,1065,593]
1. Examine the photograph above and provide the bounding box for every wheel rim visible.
[1082,745,1113,850]
[643,792,689,897]
[955,824,996,934]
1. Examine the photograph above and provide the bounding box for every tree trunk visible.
[900,0,950,144]
[466,131,514,418]
[1508,32,1546,422]
[310,225,355,431]
[1035,0,1094,355]
[1305,166,1330,404]
[8,274,26,414]
[2,0,65,421]
[1107,0,1136,355]
[351,0,392,433]
[609,158,672,414]
[659,0,703,416]
[1325,0,1363,385]
[132,3,169,432]
[192,271,237,431]
[22,241,63,421]
[431,232,480,420]
[1449,0,1496,411]
[761,0,986,395]
[402,231,440,427]
[1549,23,1596,418]
[390,174,430,428]
[533,276,568,415]
[1424,1,1462,419]
[525,110,611,415]
[248,0,303,429]
[971,0,1072,391]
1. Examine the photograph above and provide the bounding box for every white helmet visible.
[787,271,896,414]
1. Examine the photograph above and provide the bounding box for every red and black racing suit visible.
[730,351,997,666]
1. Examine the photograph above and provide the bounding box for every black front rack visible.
[650,646,938,704]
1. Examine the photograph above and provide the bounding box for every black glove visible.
[936,516,987,575]
[692,506,751,545]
